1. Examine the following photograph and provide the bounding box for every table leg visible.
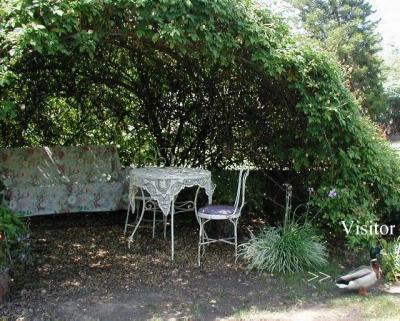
[193,186,201,224]
[128,191,145,248]
[124,193,137,235]
[170,200,175,260]
[196,186,211,244]
[163,214,167,239]
[124,201,131,235]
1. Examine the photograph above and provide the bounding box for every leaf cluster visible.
[239,222,328,273]
[0,0,399,247]
[0,206,29,270]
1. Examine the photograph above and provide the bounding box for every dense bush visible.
[0,0,399,246]
[0,206,29,270]
[381,238,400,282]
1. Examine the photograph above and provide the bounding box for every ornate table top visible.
[129,167,214,215]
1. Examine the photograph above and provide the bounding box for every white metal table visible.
[127,167,215,260]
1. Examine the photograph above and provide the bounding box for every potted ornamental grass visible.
[0,205,29,304]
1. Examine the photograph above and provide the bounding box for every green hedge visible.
[0,0,399,246]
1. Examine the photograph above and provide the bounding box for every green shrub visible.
[0,206,29,270]
[240,186,328,273]
[239,222,328,273]
[381,238,400,282]
[1,0,400,248]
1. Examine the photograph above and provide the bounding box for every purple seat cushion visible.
[198,205,239,215]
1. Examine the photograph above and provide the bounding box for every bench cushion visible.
[198,205,240,219]
[5,182,129,216]
[0,145,128,216]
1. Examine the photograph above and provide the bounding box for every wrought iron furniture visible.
[124,190,196,239]
[124,148,198,239]
[124,190,165,238]
[126,167,215,260]
[197,169,249,266]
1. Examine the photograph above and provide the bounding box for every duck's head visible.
[370,246,382,279]
[369,245,381,260]
[371,259,382,279]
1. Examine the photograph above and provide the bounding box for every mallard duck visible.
[335,247,382,295]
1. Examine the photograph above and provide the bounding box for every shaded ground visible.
[1,212,400,321]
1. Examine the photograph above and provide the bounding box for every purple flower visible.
[328,189,337,198]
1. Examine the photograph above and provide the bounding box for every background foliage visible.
[0,0,400,246]
[380,237,400,282]
[384,50,400,134]
[290,0,387,122]
[0,206,29,269]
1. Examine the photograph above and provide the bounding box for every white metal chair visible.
[197,169,249,266]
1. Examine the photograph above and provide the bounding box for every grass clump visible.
[240,185,328,273]
[240,222,328,273]
[381,237,400,282]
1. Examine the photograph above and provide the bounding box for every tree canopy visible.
[0,0,399,245]
[291,0,386,122]
[384,50,400,134]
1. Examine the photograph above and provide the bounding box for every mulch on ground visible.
[1,211,340,321]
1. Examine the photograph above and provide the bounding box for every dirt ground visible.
[1,212,399,321]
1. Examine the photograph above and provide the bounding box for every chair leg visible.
[198,218,204,267]
[133,200,140,225]
[124,201,132,235]
[170,206,175,261]
[128,200,145,248]
[233,219,238,263]
[152,205,156,239]
[201,222,206,256]
[163,214,167,239]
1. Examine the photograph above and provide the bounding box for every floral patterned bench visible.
[0,145,129,216]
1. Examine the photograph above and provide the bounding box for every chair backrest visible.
[233,169,250,214]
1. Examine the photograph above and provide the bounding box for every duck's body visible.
[336,259,381,295]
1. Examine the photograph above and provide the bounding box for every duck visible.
[335,246,382,295]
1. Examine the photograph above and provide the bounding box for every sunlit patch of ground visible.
[231,292,400,321]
